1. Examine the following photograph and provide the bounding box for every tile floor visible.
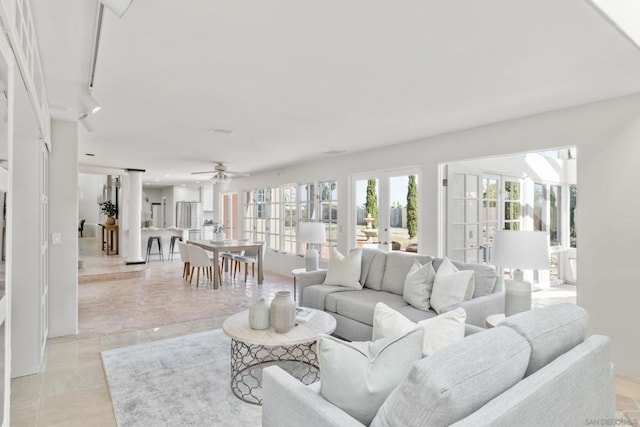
[9,238,640,426]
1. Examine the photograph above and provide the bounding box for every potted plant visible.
[100,200,118,225]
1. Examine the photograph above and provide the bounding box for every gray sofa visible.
[263,303,615,427]
[297,248,504,340]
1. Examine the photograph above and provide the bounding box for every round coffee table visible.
[222,308,336,405]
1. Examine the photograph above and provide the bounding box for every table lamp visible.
[298,222,326,271]
[491,231,550,316]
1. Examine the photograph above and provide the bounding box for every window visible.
[283,185,297,254]
[503,180,521,230]
[533,183,546,231]
[319,180,338,258]
[570,185,577,248]
[549,185,561,246]
[243,180,338,260]
[267,187,281,250]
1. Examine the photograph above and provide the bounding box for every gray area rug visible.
[101,329,262,426]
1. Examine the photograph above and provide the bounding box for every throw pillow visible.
[429,257,474,314]
[372,302,466,356]
[323,248,363,289]
[402,260,436,311]
[318,329,424,425]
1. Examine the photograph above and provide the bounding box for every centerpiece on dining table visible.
[211,221,225,242]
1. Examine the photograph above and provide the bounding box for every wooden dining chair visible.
[177,242,190,280]
[186,244,213,287]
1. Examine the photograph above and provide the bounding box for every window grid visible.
[243,180,337,261]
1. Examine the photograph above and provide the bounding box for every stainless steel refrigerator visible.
[176,201,202,240]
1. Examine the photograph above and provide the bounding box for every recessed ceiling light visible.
[323,150,347,155]
[154,179,160,182]
[164,174,171,178]
[85,153,96,157]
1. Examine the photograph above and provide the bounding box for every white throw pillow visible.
[323,248,363,289]
[402,260,436,311]
[318,329,424,425]
[372,302,466,356]
[429,257,474,314]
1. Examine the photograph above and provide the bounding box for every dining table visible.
[187,239,264,288]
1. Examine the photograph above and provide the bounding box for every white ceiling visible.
[30,0,640,186]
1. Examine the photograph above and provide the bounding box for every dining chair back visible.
[177,242,190,280]
[233,241,266,282]
[187,244,213,287]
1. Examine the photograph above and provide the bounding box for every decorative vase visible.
[106,216,116,225]
[269,291,296,333]
[249,298,270,330]
[215,232,225,241]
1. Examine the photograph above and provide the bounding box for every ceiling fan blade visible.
[226,171,250,177]
[191,170,216,175]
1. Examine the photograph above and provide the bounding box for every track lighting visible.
[82,89,102,115]
[100,0,134,18]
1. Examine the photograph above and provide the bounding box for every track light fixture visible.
[82,89,102,116]
[100,0,134,18]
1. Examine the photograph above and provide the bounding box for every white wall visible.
[48,119,78,338]
[226,93,640,378]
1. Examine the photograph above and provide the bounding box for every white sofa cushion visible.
[372,302,466,356]
[323,248,363,289]
[430,257,474,314]
[318,329,424,425]
[402,260,436,311]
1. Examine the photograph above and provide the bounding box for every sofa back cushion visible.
[354,248,387,291]
[502,302,588,376]
[371,327,531,427]
[432,257,499,297]
[381,251,432,295]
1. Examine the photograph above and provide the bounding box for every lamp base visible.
[505,269,531,317]
[305,248,319,272]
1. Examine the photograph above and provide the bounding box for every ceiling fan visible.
[191,162,249,184]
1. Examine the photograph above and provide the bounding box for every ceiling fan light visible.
[100,0,134,17]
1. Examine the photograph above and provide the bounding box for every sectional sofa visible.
[297,248,504,340]
[263,303,615,426]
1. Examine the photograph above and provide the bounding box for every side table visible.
[291,268,327,302]
[485,313,506,328]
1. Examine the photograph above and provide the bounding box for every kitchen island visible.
[140,227,187,260]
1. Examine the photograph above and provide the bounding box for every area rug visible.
[101,329,262,426]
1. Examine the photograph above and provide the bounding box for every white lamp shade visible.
[298,222,326,244]
[100,0,134,17]
[491,231,550,270]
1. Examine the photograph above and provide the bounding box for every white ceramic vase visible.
[249,298,270,330]
[269,291,296,333]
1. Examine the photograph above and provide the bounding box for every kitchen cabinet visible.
[202,186,213,212]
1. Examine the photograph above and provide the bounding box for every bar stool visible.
[169,235,183,261]
[146,236,164,262]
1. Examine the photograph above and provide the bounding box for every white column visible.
[126,169,145,264]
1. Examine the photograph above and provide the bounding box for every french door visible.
[445,166,521,263]
[351,167,420,252]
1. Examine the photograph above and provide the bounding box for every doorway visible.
[351,167,420,252]
[441,148,577,287]
[221,192,239,240]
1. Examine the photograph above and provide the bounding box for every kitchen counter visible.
[140,228,187,259]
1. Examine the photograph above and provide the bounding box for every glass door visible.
[352,168,420,252]
[446,167,481,263]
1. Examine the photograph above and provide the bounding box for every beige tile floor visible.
[9,238,640,426]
